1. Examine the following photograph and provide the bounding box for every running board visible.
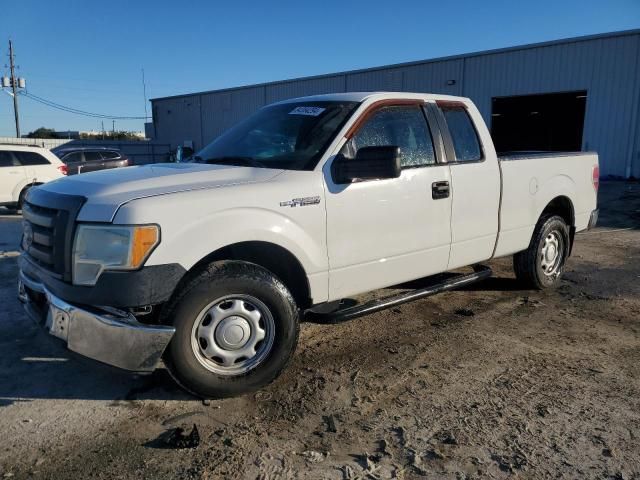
[305,265,492,325]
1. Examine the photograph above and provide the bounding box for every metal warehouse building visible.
[150,29,640,178]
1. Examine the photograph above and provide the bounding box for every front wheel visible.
[513,215,569,289]
[164,261,299,398]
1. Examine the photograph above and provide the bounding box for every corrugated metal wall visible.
[151,30,640,177]
[462,33,640,177]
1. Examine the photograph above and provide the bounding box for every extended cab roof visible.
[273,91,473,105]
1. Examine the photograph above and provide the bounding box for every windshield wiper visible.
[203,156,266,168]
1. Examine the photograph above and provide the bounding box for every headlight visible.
[73,224,160,286]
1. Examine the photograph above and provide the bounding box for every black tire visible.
[163,260,299,398]
[16,186,31,212]
[513,215,569,290]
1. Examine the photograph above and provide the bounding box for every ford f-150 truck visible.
[17,92,599,398]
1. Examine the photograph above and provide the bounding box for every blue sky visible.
[0,0,638,136]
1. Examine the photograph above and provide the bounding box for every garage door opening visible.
[491,91,587,153]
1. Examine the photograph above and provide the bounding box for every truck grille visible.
[22,202,59,272]
[21,189,86,281]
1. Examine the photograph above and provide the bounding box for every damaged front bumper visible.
[18,270,175,372]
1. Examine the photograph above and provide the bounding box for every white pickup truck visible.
[18,92,599,398]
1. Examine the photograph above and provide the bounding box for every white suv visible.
[0,144,66,212]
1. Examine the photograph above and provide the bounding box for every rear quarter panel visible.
[494,153,598,258]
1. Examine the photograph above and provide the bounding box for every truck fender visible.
[145,207,329,303]
[533,174,577,226]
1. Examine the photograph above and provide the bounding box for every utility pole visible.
[8,40,20,137]
[141,68,148,120]
[101,120,105,139]
[112,120,115,135]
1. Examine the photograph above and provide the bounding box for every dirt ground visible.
[0,181,639,480]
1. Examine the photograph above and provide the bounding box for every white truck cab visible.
[0,144,65,211]
[17,92,599,398]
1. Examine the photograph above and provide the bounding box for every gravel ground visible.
[0,181,639,480]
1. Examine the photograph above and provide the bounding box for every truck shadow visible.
[0,327,195,407]
[0,257,194,406]
[596,180,640,230]
[397,274,524,293]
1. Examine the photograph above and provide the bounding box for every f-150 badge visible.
[279,196,321,208]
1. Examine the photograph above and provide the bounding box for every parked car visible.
[0,144,66,212]
[52,147,130,175]
[18,92,599,398]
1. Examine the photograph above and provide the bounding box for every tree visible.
[79,130,144,141]
[26,127,56,138]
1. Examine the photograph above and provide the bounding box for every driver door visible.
[323,102,452,300]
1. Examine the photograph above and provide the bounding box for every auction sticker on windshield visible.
[289,106,326,116]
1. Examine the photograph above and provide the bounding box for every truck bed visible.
[493,150,598,258]
[498,151,596,161]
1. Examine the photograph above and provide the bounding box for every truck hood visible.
[40,163,284,222]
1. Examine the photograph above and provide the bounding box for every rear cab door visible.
[0,150,26,204]
[430,100,501,269]
[323,99,453,300]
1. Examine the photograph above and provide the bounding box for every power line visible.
[18,90,150,120]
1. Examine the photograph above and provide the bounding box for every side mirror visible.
[332,146,401,184]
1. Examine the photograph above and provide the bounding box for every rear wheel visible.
[164,261,299,398]
[513,215,569,289]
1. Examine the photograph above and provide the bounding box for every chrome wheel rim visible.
[540,231,564,277]
[191,295,275,376]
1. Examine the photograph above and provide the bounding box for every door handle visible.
[432,181,450,199]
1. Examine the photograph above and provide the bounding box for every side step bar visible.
[306,265,492,325]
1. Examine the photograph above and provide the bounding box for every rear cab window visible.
[439,104,483,162]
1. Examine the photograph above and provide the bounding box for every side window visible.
[101,151,120,160]
[441,107,482,162]
[0,151,20,167]
[64,152,83,163]
[85,152,103,161]
[15,151,51,166]
[346,105,436,167]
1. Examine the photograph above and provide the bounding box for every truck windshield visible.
[193,101,359,171]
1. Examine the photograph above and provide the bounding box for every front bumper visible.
[18,254,186,309]
[18,270,175,372]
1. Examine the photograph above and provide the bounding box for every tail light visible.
[58,164,68,176]
[592,165,599,192]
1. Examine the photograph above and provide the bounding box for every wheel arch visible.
[11,181,42,206]
[540,195,575,227]
[173,241,312,310]
[539,195,576,255]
